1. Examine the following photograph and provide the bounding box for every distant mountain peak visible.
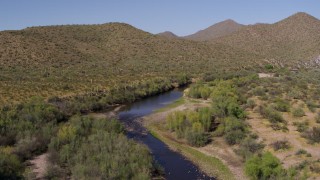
[157,31,178,39]
[292,12,315,18]
[280,12,319,23]
[183,19,245,41]
[221,19,238,24]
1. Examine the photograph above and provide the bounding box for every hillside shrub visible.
[273,99,290,112]
[293,121,309,133]
[252,86,266,96]
[295,149,308,156]
[292,108,305,117]
[236,137,264,160]
[306,101,318,113]
[259,105,285,123]
[265,64,274,70]
[271,140,290,151]
[303,127,320,143]
[246,99,256,109]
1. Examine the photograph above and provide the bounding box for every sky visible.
[0,0,319,36]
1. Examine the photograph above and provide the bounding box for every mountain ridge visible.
[0,12,319,104]
[183,19,245,41]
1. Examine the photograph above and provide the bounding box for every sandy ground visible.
[258,73,274,78]
[143,98,248,180]
[29,153,48,179]
[247,107,320,169]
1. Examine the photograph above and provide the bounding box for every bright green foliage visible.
[198,108,212,131]
[245,152,285,180]
[166,111,187,138]
[211,80,246,119]
[187,83,211,99]
[185,79,248,145]
[166,109,211,147]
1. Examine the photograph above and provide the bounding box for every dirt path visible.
[29,153,48,179]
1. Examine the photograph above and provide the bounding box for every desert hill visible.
[184,19,245,41]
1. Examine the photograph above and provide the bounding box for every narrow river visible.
[117,89,215,180]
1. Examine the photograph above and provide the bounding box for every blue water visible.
[118,89,215,180]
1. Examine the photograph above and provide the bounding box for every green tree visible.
[245,152,284,180]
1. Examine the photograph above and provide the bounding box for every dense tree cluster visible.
[47,116,155,179]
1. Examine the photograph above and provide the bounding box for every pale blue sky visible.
[0,0,319,36]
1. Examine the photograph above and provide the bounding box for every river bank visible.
[142,96,247,180]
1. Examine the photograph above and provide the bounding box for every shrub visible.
[185,129,209,147]
[245,152,285,180]
[197,107,212,132]
[292,108,305,117]
[187,83,211,99]
[270,123,288,132]
[166,111,187,136]
[295,149,307,156]
[265,64,274,70]
[303,127,320,143]
[310,162,320,173]
[288,89,303,99]
[225,130,246,145]
[212,123,225,137]
[236,137,264,160]
[273,99,290,112]
[252,86,266,96]
[48,116,154,179]
[315,112,320,123]
[215,117,247,145]
[13,136,42,160]
[259,105,285,123]
[306,101,318,113]
[246,99,256,109]
[211,80,245,119]
[167,109,211,146]
[271,140,290,151]
[0,153,24,179]
[293,121,309,133]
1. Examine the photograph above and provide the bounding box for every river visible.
[117,89,215,180]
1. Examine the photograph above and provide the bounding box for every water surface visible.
[117,89,215,180]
